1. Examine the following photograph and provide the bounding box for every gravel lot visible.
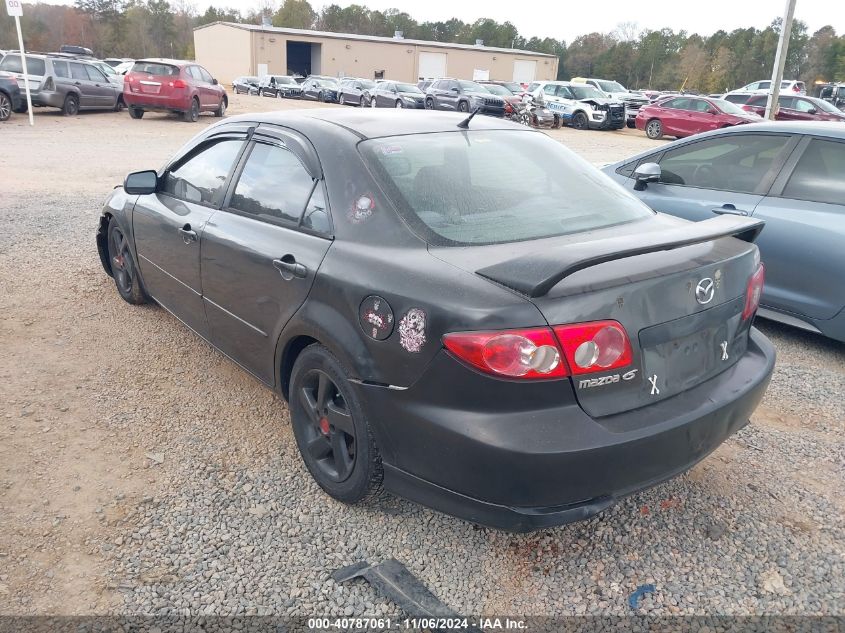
[0,94,843,624]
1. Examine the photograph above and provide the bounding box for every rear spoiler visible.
[476,215,764,298]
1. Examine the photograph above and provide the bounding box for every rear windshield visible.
[0,55,46,76]
[132,61,179,76]
[712,99,748,115]
[360,130,651,246]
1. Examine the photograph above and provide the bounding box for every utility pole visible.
[764,0,797,120]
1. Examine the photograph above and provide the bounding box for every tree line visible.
[1,0,843,92]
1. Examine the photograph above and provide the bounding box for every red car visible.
[742,94,845,122]
[635,95,761,140]
[124,59,227,122]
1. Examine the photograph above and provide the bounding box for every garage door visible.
[418,52,447,80]
[513,60,537,83]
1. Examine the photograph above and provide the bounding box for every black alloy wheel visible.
[289,345,383,503]
[0,92,11,121]
[107,218,146,304]
[572,111,589,130]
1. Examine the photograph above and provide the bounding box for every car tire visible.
[359,96,365,107]
[289,344,384,504]
[0,91,11,122]
[571,111,589,130]
[62,94,79,117]
[645,118,663,139]
[626,120,636,128]
[395,99,403,108]
[425,97,434,110]
[318,91,325,102]
[214,97,227,117]
[458,100,469,112]
[129,107,144,119]
[370,97,377,108]
[107,216,147,305]
[184,97,199,123]
[113,95,125,112]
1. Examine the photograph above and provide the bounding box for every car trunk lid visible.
[430,214,764,418]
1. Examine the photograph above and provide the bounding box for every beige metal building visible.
[194,22,558,86]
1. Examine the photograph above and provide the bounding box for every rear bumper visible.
[360,328,775,532]
[124,90,190,111]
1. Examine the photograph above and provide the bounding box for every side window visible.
[792,99,816,113]
[758,81,771,90]
[663,98,687,110]
[782,139,845,206]
[228,142,315,225]
[53,61,70,79]
[187,66,201,80]
[85,65,107,82]
[658,134,792,193]
[543,84,556,96]
[70,62,89,81]
[301,183,330,233]
[557,86,574,99]
[199,67,213,83]
[162,139,243,205]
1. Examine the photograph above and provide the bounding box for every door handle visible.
[712,204,749,216]
[179,224,198,243]
[273,256,307,280]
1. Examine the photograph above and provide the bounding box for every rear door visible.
[69,62,96,107]
[132,132,247,338]
[752,136,845,320]
[200,126,333,384]
[658,98,691,136]
[628,133,797,222]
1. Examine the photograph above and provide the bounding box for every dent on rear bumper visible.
[359,328,775,531]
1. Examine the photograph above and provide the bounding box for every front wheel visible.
[645,118,663,139]
[395,99,403,108]
[571,111,589,130]
[107,217,147,305]
[359,95,365,107]
[290,345,383,504]
[458,100,469,113]
[370,96,377,108]
[235,87,241,94]
[184,97,199,122]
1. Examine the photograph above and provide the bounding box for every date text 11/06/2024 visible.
[307,617,528,630]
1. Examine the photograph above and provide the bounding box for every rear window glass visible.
[0,55,46,76]
[53,60,70,78]
[132,62,179,76]
[360,130,652,246]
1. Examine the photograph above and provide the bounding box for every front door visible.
[83,64,116,108]
[201,130,333,384]
[132,135,245,338]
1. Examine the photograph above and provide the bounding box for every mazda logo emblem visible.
[695,278,715,305]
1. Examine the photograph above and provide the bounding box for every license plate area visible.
[639,297,746,402]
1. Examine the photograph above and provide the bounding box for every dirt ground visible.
[1,93,843,619]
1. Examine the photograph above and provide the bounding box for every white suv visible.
[525,80,625,130]
[727,80,806,96]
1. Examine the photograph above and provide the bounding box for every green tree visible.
[273,0,315,29]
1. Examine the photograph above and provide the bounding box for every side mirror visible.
[212,78,218,85]
[451,87,460,93]
[808,108,817,114]
[124,170,158,195]
[708,108,719,115]
[632,162,661,191]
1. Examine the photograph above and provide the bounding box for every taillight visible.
[443,320,634,379]
[792,84,800,92]
[553,321,633,375]
[171,78,187,89]
[443,327,566,379]
[742,264,765,320]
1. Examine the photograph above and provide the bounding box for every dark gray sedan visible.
[368,81,425,108]
[338,77,376,107]
[603,121,845,343]
[96,110,774,531]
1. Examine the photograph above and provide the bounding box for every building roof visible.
[194,21,558,58]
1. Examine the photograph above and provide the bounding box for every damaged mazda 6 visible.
[96,109,775,532]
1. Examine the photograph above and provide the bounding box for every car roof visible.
[225,109,526,140]
[134,58,192,66]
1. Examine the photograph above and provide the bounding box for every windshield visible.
[0,55,46,76]
[395,83,422,94]
[481,84,512,97]
[359,79,375,89]
[713,99,749,115]
[95,63,116,76]
[359,131,651,246]
[458,80,487,92]
[275,76,294,84]
[597,80,625,93]
[570,85,605,100]
[315,78,336,87]
[132,61,179,76]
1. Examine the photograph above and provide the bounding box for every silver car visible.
[0,53,123,115]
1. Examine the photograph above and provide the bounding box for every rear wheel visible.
[62,94,79,117]
[571,111,589,130]
[129,107,144,119]
[645,118,663,139]
[113,95,125,112]
[107,217,147,305]
[184,97,199,122]
[370,96,377,108]
[290,345,383,503]
[0,92,11,121]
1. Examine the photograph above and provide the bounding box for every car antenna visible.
[457,107,481,129]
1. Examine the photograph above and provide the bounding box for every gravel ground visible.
[0,94,843,625]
